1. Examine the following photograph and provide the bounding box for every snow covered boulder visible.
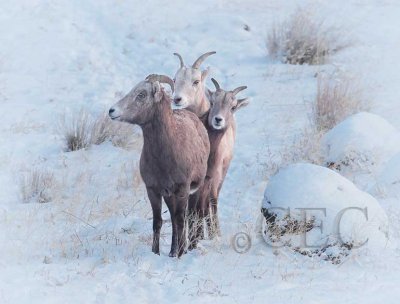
[373,152,400,198]
[321,112,400,172]
[261,163,389,263]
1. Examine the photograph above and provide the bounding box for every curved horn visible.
[192,51,216,69]
[146,74,174,92]
[173,53,185,68]
[211,78,220,91]
[232,86,247,96]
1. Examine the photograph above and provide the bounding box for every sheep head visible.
[207,78,249,130]
[109,75,174,125]
[172,51,216,111]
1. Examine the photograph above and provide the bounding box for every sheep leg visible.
[147,187,162,255]
[187,191,201,250]
[209,197,221,238]
[206,197,216,239]
[175,195,189,257]
[196,176,212,242]
[205,202,213,238]
[196,202,209,243]
[164,195,178,257]
[207,186,221,239]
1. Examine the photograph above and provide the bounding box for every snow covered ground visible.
[1,0,400,303]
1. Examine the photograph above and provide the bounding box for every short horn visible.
[232,86,247,96]
[146,74,174,92]
[192,51,216,69]
[211,78,220,91]
[173,52,185,68]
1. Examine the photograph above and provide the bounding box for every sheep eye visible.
[193,80,200,86]
[137,91,147,100]
[231,105,237,111]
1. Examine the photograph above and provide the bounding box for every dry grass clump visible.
[20,168,56,203]
[58,109,139,151]
[90,113,115,146]
[267,9,349,65]
[59,109,92,151]
[261,207,315,242]
[91,113,141,149]
[313,74,365,131]
[261,207,353,264]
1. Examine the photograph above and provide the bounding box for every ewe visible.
[191,78,249,246]
[172,51,216,116]
[109,75,209,257]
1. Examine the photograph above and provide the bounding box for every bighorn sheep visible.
[108,75,210,257]
[192,78,249,245]
[172,51,216,116]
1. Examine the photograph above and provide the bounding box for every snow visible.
[372,152,400,199]
[321,112,400,172]
[262,163,389,255]
[1,0,400,303]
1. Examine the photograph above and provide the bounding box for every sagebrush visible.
[267,9,349,65]
[58,109,139,151]
[313,74,366,131]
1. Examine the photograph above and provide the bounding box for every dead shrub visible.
[313,73,365,131]
[20,168,55,203]
[59,109,92,151]
[58,109,139,151]
[261,207,353,264]
[90,113,115,145]
[267,9,349,65]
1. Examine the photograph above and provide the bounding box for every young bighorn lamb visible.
[172,51,216,116]
[108,75,210,257]
[194,78,249,243]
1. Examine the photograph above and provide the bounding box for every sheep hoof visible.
[168,250,178,258]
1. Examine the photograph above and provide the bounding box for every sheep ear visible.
[152,81,163,102]
[201,67,210,81]
[234,98,249,112]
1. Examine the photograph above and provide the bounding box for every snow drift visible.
[321,112,400,172]
[261,163,389,262]
[373,152,400,198]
